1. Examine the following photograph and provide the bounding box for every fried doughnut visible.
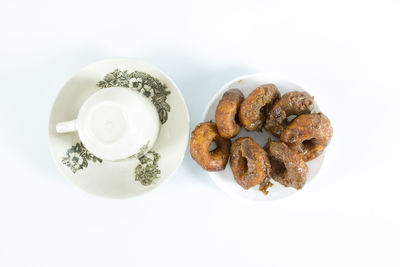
[264,140,308,190]
[230,137,271,189]
[215,89,244,138]
[264,91,314,137]
[190,122,231,171]
[280,113,333,162]
[239,84,280,131]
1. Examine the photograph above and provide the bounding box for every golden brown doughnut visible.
[190,122,231,171]
[230,137,271,189]
[215,89,244,138]
[238,84,280,131]
[264,139,308,190]
[264,91,314,137]
[280,113,333,162]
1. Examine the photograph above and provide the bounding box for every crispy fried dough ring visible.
[264,140,308,190]
[215,89,244,138]
[230,137,271,189]
[190,122,231,171]
[239,84,280,131]
[264,91,314,137]
[280,113,333,162]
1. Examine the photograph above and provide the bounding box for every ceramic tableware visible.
[49,58,189,198]
[202,73,325,201]
[56,87,160,161]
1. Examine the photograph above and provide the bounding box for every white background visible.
[1,0,399,266]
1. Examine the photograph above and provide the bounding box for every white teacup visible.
[56,87,160,161]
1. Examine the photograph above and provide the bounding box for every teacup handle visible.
[56,120,77,133]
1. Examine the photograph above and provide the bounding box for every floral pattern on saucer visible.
[61,70,165,186]
[62,142,103,173]
[134,150,161,186]
[96,69,171,124]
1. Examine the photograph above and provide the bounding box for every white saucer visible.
[49,58,189,198]
[202,73,326,201]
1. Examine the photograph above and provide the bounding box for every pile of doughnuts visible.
[190,84,333,195]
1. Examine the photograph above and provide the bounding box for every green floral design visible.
[61,142,161,185]
[62,142,103,173]
[96,69,171,124]
[134,151,161,186]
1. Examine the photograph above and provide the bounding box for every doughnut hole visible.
[270,158,286,178]
[209,140,217,152]
[301,138,318,153]
[237,155,248,176]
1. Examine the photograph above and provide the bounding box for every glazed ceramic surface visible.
[49,58,189,198]
[202,73,325,201]
[56,87,160,161]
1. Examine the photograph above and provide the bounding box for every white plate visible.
[202,73,325,201]
[49,58,189,198]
